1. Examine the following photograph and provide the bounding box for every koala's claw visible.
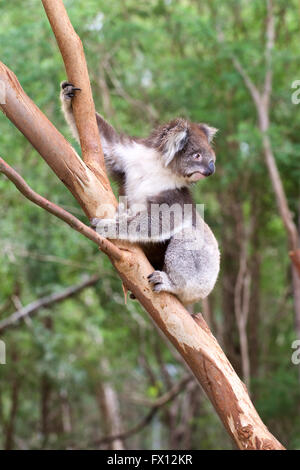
[61,81,81,99]
[91,217,100,228]
[148,271,166,292]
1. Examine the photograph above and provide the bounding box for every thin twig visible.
[127,375,193,407]
[0,275,100,332]
[94,375,192,446]
[104,60,158,122]
[0,157,123,262]
[95,407,158,446]
[231,56,261,108]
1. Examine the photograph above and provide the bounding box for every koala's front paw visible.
[91,217,101,229]
[91,217,118,239]
[60,81,81,101]
[148,271,171,293]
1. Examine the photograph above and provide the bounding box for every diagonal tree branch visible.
[231,56,261,109]
[94,375,192,446]
[216,22,261,109]
[0,157,122,261]
[0,62,116,220]
[0,275,100,333]
[95,407,158,447]
[127,374,193,407]
[230,0,275,111]
[103,59,158,123]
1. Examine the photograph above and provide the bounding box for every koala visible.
[60,81,220,305]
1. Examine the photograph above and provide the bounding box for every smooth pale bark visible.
[0,63,116,219]
[42,0,107,175]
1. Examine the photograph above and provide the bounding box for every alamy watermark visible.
[93,197,205,251]
[291,80,300,104]
[291,340,300,365]
[0,340,6,365]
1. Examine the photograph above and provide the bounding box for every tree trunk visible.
[96,358,125,450]
[40,374,52,448]
[5,377,20,450]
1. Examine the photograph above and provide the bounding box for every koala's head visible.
[153,118,218,183]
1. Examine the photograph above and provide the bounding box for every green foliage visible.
[0,0,299,450]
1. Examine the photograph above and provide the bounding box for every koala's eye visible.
[193,153,201,159]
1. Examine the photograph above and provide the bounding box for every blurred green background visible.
[0,0,299,450]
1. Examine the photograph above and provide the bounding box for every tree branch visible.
[41,0,107,175]
[95,407,158,447]
[0,62,116,220]
[103,60,158,123]
[127,375,193,407]
[231,1,275,111]
[231,56,261,109]
[95,375,192,446]
[230,1,299,265]
[0,157,122,262]
[263,0,275,108]
[216,22,261,109]
[290,249,300,278]
[0,275,100,333]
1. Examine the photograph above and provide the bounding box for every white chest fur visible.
[114,141,186,208]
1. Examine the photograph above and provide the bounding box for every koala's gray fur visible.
[60,81,220,305]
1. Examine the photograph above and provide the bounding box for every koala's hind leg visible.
[158,226,220,306]
[147,236,194,302]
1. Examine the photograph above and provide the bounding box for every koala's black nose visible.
[208,160,215,174]
[202,160,215,176]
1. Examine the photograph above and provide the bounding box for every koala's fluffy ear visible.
[162,119,189,166]
[198,124,218,143]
